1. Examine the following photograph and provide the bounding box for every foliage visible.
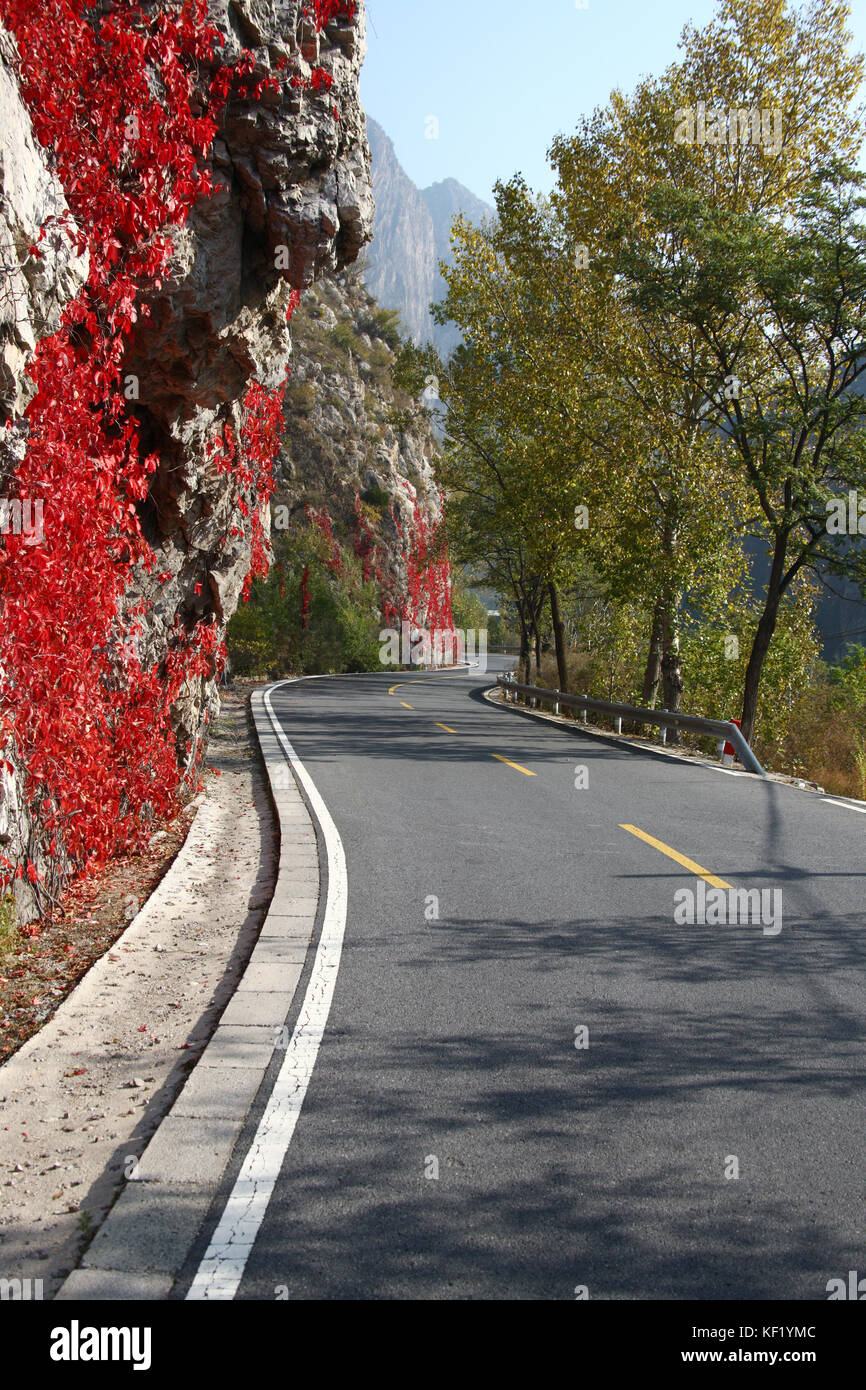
[0,0,352,898]
[450,571,488,634]
[434,0,866,739]
[227,526,382,677]
[358,306,402,352]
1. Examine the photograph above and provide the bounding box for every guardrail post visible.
[494,677,766,775]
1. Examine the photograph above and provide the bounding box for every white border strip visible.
[186,680,348,1300]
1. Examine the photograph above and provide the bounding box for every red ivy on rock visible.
[308,1,357,26]
[388,493,456,636]
[306,506,344,577]
[0,0,291,893]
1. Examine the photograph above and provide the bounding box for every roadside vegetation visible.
[394,0,866,794]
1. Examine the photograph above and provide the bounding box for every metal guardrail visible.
[496,675,766,776]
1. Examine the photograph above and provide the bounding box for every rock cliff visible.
[0,0,374,919]
[274,266,448,629]
[363,117,493,357]
[118,0,375,743]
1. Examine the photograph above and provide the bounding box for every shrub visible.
[330,321,357,355]
[227,527,383,678]
[286,379,317,416]
[359,307,402,352]
[361,483,391,510]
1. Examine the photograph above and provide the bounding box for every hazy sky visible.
[361,0,866,203]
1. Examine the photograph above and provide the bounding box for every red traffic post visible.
[722,717,742,767]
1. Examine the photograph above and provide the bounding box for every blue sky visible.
[361,0,866,204]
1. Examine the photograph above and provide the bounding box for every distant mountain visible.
[363,118,493,357]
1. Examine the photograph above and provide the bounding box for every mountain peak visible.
[363,117,493,356]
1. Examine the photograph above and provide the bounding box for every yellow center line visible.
[388,674,468,696]
[400,702,414,710]
[492,753,536,777]
[619,824,733,890]
[435,722,457,733]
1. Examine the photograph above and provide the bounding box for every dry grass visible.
[761,691,866,798]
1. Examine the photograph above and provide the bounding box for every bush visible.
[361,483,391,510]
[359,306,402,352]
[0,895,16,966]
[285,378,317,416]
[329,321,357,355]
[226,604,272,678]
[769,653,866,796]
[227,526,384,679]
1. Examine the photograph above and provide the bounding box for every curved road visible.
[185,657,866,1300]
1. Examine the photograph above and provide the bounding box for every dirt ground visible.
[0,685,277,1297]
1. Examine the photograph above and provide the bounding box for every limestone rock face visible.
[122,1,374,753]
[363,118,436,347]
[278,268,445,622]
[0,25,88,475]
[420,176,494,359]
[0,2,373,917]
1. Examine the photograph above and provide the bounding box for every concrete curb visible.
[56,687,318,1301]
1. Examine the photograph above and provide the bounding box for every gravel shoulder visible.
[0,686,276,1298]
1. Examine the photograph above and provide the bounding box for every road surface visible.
[182,657,866,1300]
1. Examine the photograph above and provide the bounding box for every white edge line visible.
[823,797,866,814]
[185,678,348,1300]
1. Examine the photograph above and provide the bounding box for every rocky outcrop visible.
[120,0,374,750]
[0,1,374,919]
[363,117,492,358]
[0,26,88,483]
[276,266,444,616]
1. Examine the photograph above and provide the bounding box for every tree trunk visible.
[517,613,531,686]
[661,597,684,745]
[549,580,569,693]
[740,533,788,743]
[641,602,664,707]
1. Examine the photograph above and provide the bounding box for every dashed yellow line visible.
[492,753,536,777]
[388,674,468,696]
[435,722,457,734]
[620,824,733,890]
[400,702,414,710]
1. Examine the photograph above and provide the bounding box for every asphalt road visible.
[197,657,866,1300]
